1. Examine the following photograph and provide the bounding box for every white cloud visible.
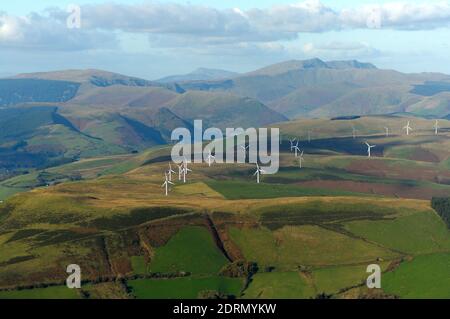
[302,41,381,59]
[0,11,115,51]
[2,1,450,51]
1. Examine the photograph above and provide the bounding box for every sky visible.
[1,0,450,79]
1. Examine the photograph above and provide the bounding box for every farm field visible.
[383,253,450,299]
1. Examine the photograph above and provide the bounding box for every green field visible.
[345,211,450,254]
[150,226,229,275]
[206,180,367,200]
[383,253,450,298]
[229,225,396,270]
[0,286,80,299]
[243,272,315,299]
[128,276,244,299]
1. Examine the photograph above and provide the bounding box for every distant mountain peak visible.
[247,58,377,76]
[157,68,239,83]
[326,60,377,70]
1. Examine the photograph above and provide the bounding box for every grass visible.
[243,272,316,299]
[150,226,229,275]
[345,211,450,254]
[206,180,368,200]
[312,262,389,295]
[0,286,80,299]
[128,276,244,299]
[131,256,148,275]
[257,201,391,230]
[383,253,450,298]
[229,225,396,270]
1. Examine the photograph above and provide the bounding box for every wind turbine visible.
[365,142,376,158]
[434,120,440,135]
[253,163,265,184]
[177,164,183,181]
[298,151,305,168]
[183,157,192,174]
[292,141,301,157]
[181,157,192,183]
[206,150,215,167]
[162,173,174,196]
[307,131,312,143]
[403,121,413,136]
[384,127,389,137]
[241,144,249,157]
[289,138,297,151]
[167,163,175,182]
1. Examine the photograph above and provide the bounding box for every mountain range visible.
[1,58,450,173]
[156,68,239,83]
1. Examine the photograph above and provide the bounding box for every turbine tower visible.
[253,164,265,184]
[162,173,174,196]
[434,120,439,135]
[182,158,192,183]
[352,126,357,139]
[292,141,301,157]
[298,151,305,168]
[177,164,183,181]
[384,127,389,137]
[206,150,215,167]
[403,121,413,136]
[167,163,175,182]
[365,142,376,158]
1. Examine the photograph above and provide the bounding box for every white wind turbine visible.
[182,157,192,183]
[241,144,249,157]
[206,150,215,167]
[298,151,305,168]
[177,164,183,181]
[253,163,265,184]
[384,127,390,137]
[292,141,301,157]
[307,131,312,143]
[289,138,297,151]
[162,173,174,196]
[365,142,376,158]
[434,120,440,135]
[167,163,175,182]
[403,121,413,136]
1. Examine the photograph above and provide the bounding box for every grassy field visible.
[150,226,229,275]
[206,180,368,200]
[383,253,450,298]
[0,286,80,299]
[243,272,316,299]
[345,211,450,254]
[229,225,397,270]
[128,276,244,299]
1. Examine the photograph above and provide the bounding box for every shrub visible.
[431,197,450,228]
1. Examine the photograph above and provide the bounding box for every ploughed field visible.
[0,115,449,299]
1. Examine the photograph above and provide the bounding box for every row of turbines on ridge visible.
[162,119,444,195]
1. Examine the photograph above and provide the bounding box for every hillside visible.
[176,59,450,119]
[0,115,449,298]
[157,68,239,83]
[0,69,287,177]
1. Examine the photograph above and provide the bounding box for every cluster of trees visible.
[431,197,450,228]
